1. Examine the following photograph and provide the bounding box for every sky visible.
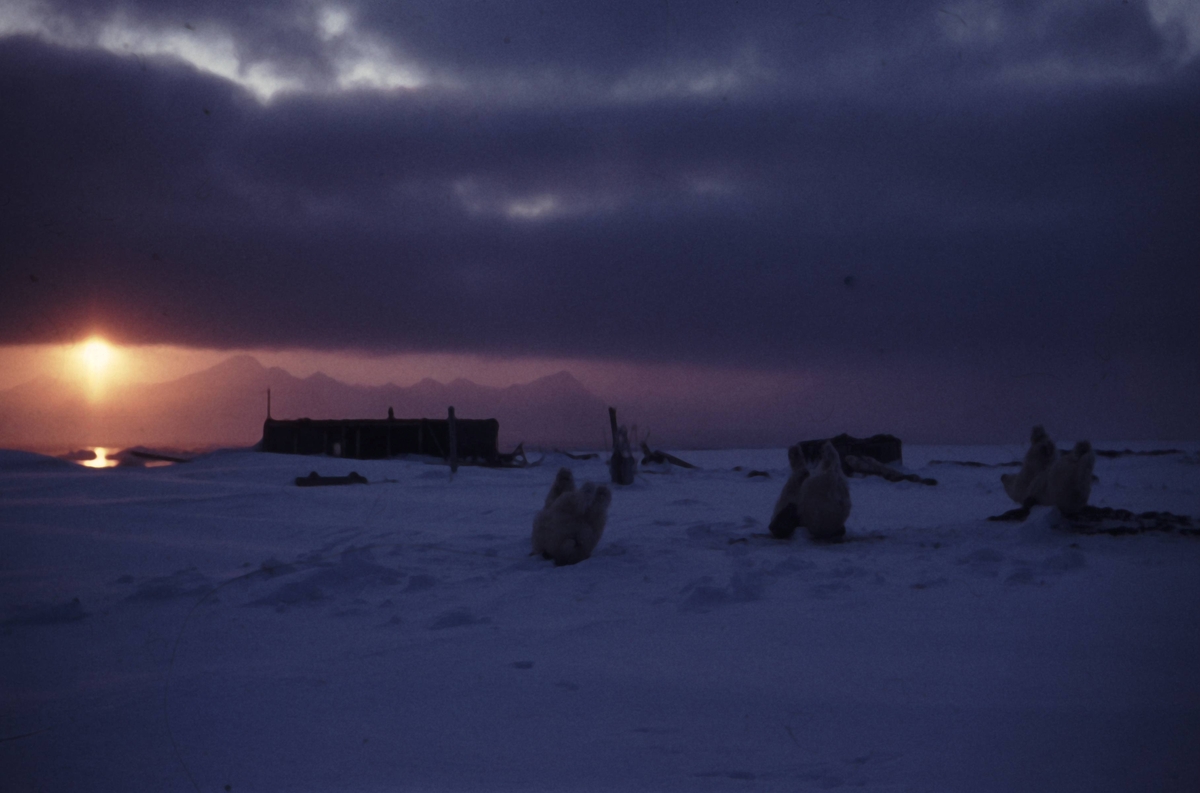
[1,0,1197,443]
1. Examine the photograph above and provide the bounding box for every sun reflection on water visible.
[80,447,119,468]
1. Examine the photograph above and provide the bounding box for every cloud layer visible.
[2,0,1197,384]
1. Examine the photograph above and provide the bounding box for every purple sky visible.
[1,1,1197,442]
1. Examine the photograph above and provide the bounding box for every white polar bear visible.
[1002,425,1058,505]
[532,471,612,566]
[768,444,810,539]
[542,467,576,509]
[797,441,852,541]
[1027,440,1096,515]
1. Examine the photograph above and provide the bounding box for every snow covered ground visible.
[2,443,1199,792]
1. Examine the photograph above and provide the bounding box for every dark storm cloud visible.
[12,0,1188,95]
[1,1,1198,373]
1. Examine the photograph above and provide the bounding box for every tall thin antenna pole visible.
[447,405,458,475]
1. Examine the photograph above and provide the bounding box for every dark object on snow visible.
[798,433,902,474]
[128,449,191,464]
[988,503,1198,536]
[608,407,636,486]
[1091,448,1183,458]
[747,470,770,478]
[1062,507,1198,536]
[733,531,884,545]
[639,442,697,469]
[988,504,1034,522]
[263,408,499,464]
[798,434,928,485]
[844,454,936,486]
[555,449,599,461]
[495,442,539,468]
[930,459,1022,468]
[295,471,368,487]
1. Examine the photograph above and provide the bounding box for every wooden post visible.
[608,407,636,485]
[448,406,458,473]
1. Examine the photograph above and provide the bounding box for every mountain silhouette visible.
[0,356,609,451]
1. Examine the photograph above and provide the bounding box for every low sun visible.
[75,337,121,401]
[80,338,114,374]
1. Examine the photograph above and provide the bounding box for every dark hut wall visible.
[261,417,499,461]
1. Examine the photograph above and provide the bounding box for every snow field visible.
[2,445,1199,791]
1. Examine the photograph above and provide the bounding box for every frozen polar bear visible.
[532,470,612,566]
[768,444,810,539]
[797,441,851,541]
[1027,440,1096,515]
[1002,425,1058,504]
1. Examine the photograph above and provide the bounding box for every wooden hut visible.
[261,408,499,464]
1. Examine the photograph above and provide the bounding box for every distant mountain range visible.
[0,355,612,451]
